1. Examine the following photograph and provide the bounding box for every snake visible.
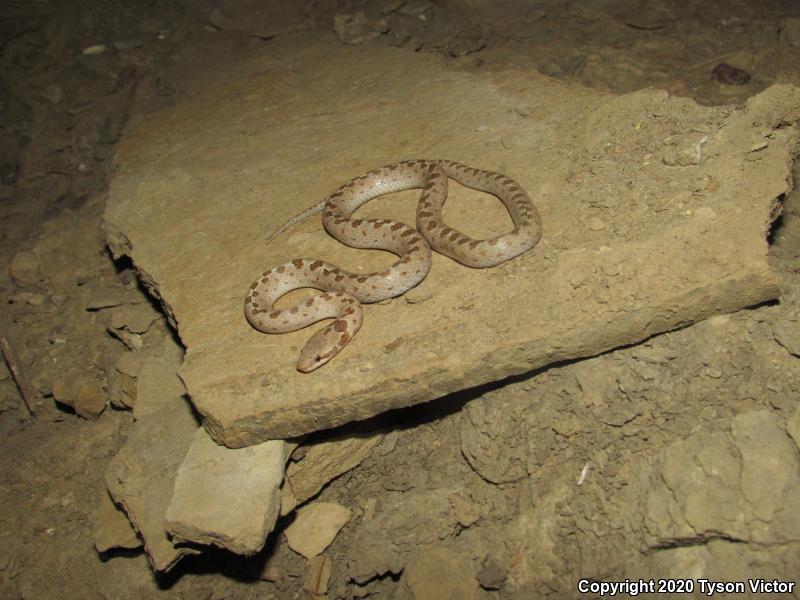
[244,159,542,372]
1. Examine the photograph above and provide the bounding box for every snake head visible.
[297,320,350,373]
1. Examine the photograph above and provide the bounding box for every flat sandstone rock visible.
[104,36,796,445]
[104,400,200,570]
[165,430,284,554]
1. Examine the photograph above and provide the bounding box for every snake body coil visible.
[245,159,541,372]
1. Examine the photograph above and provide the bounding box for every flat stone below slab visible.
[104,400,199,571]
[165,429,284,555]
[104,35,797,445]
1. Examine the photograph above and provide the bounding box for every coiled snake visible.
[244,159,542,372]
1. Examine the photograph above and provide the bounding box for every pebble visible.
[82,44,107,55]
[10,291,47,306]
[75,381,107,419]
[711,62,751,85]
[51,293,68,306]
[8,250,42,287]
[41,83,64,104]
[587,216,607,231]
[476,556,507,590]
[284,502,352,559]
[52,376,81,405]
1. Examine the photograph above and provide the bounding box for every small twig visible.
[0,336,36,416]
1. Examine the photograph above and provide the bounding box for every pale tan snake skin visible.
[244,159,542,372]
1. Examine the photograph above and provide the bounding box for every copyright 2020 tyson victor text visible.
[577,578,796,596]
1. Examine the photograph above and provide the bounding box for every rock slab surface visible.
[104,36,795,445]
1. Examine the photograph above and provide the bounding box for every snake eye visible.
[314,355,322,362]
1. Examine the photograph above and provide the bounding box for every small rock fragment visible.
[396,546,478,600]
[451,492,480,528]
[52,375,82,408]
[41,83,64,104]
[10,291,47,306]
[587,216,607,231]
[304,555,332,596]
[104,400,200,571]
[8,250,42,287]
[284,502,351,559]
[74,380,107,419]
[53,373,107,418]
[82,44,107,55]
[711,62,751,85]
[27,292,47,306]
[476,556,507,590]
[94,491,141,552]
